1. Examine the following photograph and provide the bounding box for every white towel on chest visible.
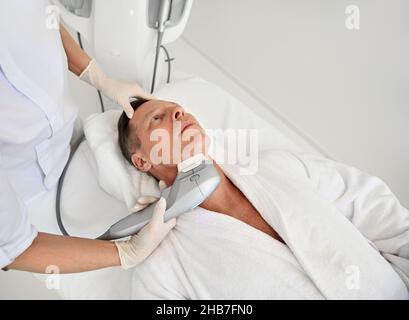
[131,149,409,299]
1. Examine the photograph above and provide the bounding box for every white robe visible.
[131,149,409,299]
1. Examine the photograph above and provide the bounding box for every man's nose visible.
[172,106,185,121]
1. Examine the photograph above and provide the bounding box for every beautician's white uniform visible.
[0,0,77,268]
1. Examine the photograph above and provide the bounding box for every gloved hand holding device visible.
[114,198,176,269]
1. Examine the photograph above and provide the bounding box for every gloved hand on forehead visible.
[80,59,155,119]
[114,197,176,269]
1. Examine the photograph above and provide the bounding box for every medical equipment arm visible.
[115,198,176,269]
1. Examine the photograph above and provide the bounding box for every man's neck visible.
[152,160,241,215]
[199,163,241,215]
[152,160,285,240]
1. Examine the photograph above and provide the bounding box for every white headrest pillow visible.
[84,110,160,213]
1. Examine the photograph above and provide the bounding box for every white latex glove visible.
[80,59,155,118]
[133,180,168,211]
[114,197,176,269]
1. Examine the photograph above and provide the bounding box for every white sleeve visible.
[287,150,409,287]
[0,166,38,270]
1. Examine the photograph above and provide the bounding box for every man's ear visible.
[131,152,152,172]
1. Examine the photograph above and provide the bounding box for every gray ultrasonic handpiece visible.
[97,158,220,240]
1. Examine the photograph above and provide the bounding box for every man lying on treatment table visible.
[117,99,409,300]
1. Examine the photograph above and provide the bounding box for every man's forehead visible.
[129,100,174,125]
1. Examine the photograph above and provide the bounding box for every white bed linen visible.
[131,150,408,299]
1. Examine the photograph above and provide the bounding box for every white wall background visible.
[178,0,409,207]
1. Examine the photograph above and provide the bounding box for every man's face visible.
[128,100,209,170]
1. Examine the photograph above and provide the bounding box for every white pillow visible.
[84,110,160,213]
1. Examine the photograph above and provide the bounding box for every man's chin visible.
[180,140,209,162]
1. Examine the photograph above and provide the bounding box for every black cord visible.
[96,90,105,112]
[57,32,105,236]
[58,31,173,237]
[161,45,173,84]
[168,0,173,21]
[56,133,85,236]
[150,31,164,94]
[76,31,83,49]
[150,39,174,92]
